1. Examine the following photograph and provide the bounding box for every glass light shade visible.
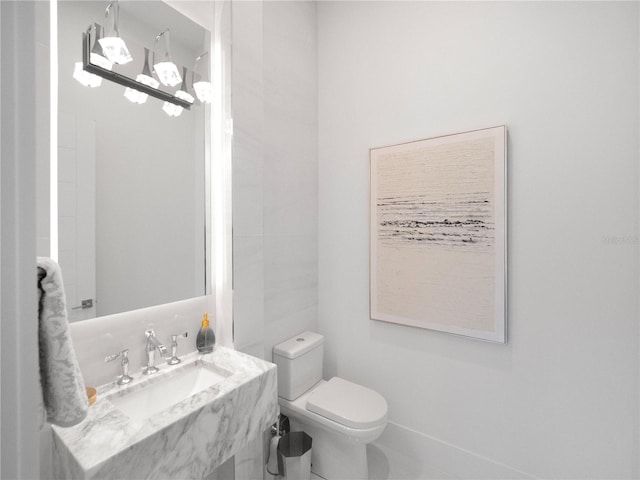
[73,62,102,88]
[137,73,160,89]
[90,52,113,71]
[176,90,195,104]
[123,73,160,105]
[154,61,181,87]
[125,88,147,104]
[193,81,213,103]
[99,36,132,65]
[124,87,147,104]
[162,102,183,117]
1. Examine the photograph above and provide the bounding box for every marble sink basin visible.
[108,362,231,421]
[52,347,278,480]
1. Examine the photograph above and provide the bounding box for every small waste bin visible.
[277,431,312,480]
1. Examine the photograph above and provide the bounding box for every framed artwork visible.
[370,126,507,343]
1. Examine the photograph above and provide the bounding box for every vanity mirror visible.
[55,0,212,321]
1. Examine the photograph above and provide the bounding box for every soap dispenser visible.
[196,312,216,353]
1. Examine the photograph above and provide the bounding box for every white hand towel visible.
[37,257,88,428]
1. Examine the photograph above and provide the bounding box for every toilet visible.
[273,332,388,480]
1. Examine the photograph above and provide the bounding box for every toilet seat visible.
[279,378,387,445]
[306,377,388,429]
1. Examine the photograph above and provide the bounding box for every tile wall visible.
[233,1,318,361]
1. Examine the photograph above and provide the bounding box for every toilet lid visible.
[306,377,388,429]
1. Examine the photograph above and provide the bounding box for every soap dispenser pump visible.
[196,312,216,353]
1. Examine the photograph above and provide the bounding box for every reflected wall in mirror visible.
[57,1,210,321]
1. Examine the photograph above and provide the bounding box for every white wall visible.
[232,0,266,358]
[263,0,318,359]
[318,2,639,478]
[233,1,318,360]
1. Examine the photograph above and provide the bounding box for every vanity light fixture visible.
[153,29,182,87]
[124,48,159,104]
[192,52,213,104]
[99,0,133,65]
[80,18,196,113]
[82,28,190,110]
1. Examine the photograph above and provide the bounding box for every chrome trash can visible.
[277,431,312,480]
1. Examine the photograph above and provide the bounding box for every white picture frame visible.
[370,126,507,343]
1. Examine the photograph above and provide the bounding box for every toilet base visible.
[289,416,368,480]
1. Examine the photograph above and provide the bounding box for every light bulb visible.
[193,81,213,103]
[162,102,183,117]
[137,73,160,89]
[124,87,146,104]
[90,52,113,71]
[73,62,102,88]
[176,90,195,104]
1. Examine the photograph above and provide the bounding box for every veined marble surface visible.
[52,347,278,479]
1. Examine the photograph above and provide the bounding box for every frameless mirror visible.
[57,0,211,321]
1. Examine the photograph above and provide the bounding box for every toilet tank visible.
[273,331,324,401]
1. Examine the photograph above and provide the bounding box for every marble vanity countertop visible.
[52,347,278,479]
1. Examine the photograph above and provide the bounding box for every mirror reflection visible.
[57,1,210,321]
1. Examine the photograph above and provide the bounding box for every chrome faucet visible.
[144,329,168,375]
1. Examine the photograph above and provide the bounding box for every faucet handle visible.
[171,331,188,341]
[104,349,133,385]
[168,332,188,365]
[104,348,128,363]
[104,352,121,363]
